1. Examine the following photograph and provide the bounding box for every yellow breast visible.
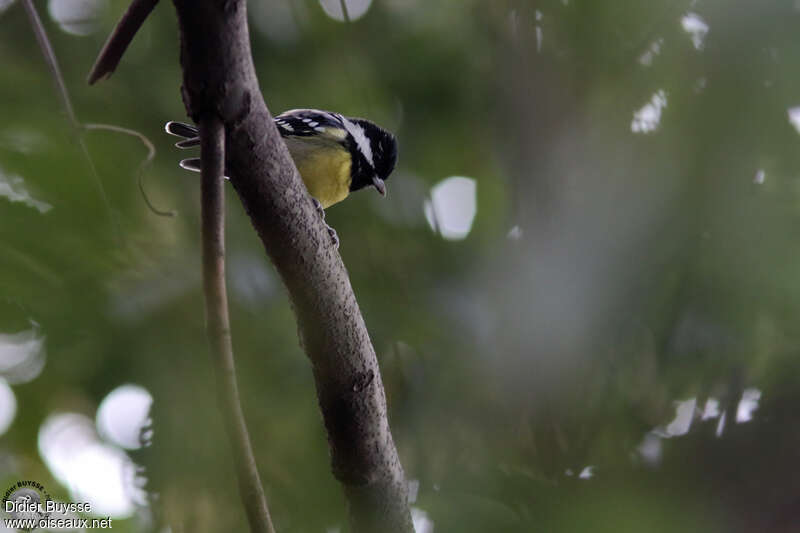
[284,138,352,209]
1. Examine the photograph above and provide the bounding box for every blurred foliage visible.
[2,0,800,531]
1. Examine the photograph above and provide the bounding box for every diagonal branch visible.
[23,1,159,218]
[172,0,413,531]
[199,116,276,533]
[22,0,77,126]
[88,0,160,84]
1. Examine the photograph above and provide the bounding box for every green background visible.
[1,0,800,531]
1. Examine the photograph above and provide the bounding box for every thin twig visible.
[21,0,77,127]
[339,0,351,23]
[83,123,176,217]
[22,0,120,242]
[199,116,276,533]
[88,0,160,84]
[84,123,155,161]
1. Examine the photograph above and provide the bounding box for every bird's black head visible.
[347,118,398,195]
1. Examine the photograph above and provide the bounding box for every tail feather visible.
[165,121,199,139]
[175,138,200,149]
[170,122,229,178]
[179,158,230,179]
[178,158,201,172]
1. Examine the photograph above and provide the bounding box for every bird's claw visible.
[326,224,340,249]
[311,197,338,248]
[312,198,326,219]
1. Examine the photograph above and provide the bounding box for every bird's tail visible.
[178,158,201,172]
[164,121,200,148]
[165,121,228,177]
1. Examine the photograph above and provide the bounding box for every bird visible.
[165,109,398,210]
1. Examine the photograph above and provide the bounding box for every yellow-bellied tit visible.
[165,109,398,209]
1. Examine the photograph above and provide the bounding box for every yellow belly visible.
[288,142,352,209]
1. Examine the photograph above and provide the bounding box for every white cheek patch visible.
[342,117,374,167]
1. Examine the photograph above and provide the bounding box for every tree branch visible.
[87,0,160,84]
[172,0,413,530]
[199,115,276,533]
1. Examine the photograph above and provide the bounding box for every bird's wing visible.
[274,109,348,142]
[166,112,350,152]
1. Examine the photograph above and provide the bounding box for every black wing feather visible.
[274,109,345,138]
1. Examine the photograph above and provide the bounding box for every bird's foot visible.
[312,198,326,219]
[311,197,338,249]
[326,225,340,249]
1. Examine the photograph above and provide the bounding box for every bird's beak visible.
[373,176,386,196]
